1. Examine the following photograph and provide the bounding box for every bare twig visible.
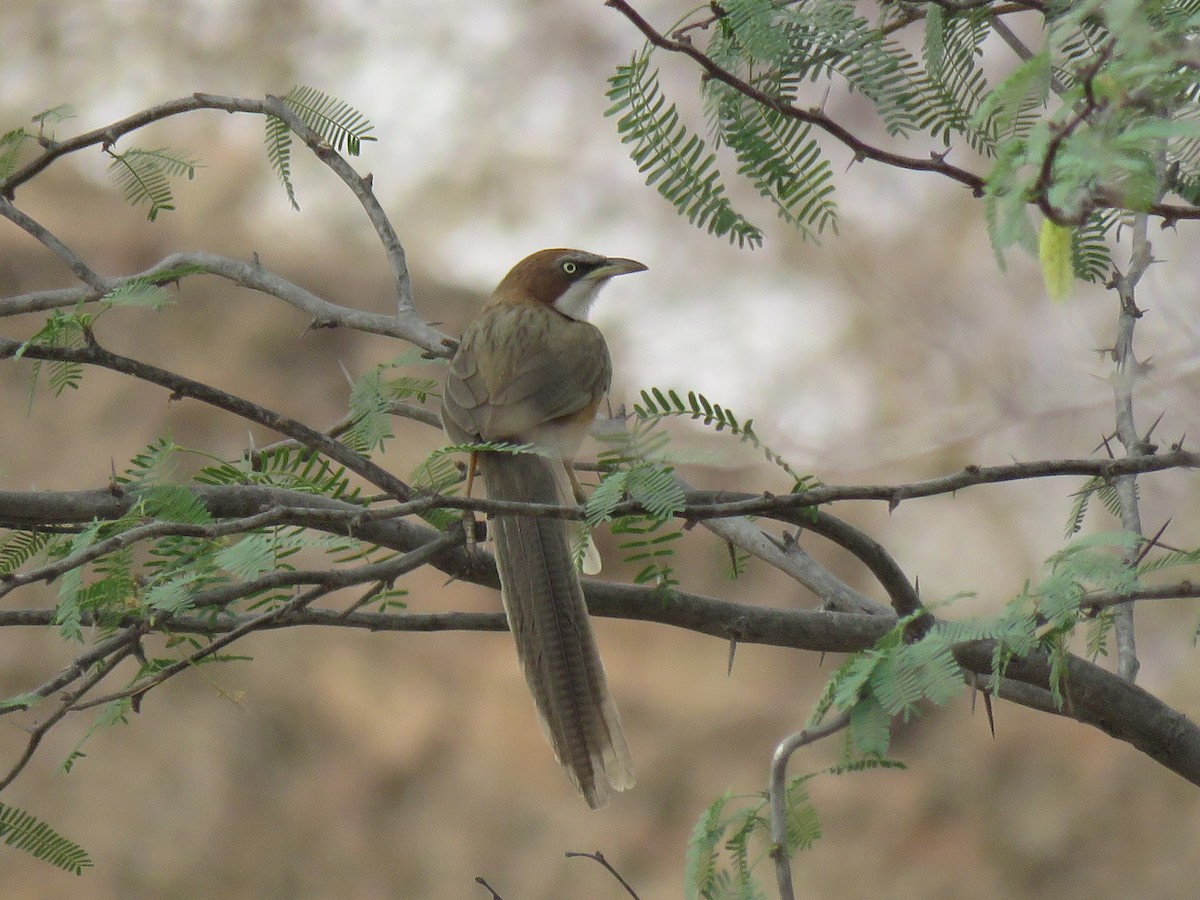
[565,851,640,898]
[0,634,140,791]
[769,711,853,900]
[0,199,107,291]
[1106,206,1158,681]
[0,250,449,354]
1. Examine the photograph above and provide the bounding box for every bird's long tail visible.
[481,450,634,808]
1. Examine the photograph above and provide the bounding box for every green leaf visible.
[0,802,92,875]
[0,127,33,179]
[0,529,54,575]
[100,277,175,310]
[281,85,377,156]
[1039,218,1075,302]
[107,148,200,221]
[781,775,822,853]
[684,790,730,899]
[346,370,395,453]
[608,48,763,248]
[264,112,300,211]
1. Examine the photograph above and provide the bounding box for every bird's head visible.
[493,248,648,321]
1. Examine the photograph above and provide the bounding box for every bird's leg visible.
[564,457,588,505]
[462,450,480,554]
[565,458,603,575]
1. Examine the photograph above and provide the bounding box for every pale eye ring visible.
[561,261,578,275]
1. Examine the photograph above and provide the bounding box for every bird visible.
[440,248,647,808]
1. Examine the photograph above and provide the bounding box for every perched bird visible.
[440,248,647,808]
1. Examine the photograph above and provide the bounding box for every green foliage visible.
[99,277,176,310]
[0,105,73,179]
[198,444,361,500]
[1039,218,1075,301]
[17,310,89,404]
[344,358,438,454]
[607,48,764,248]
[982,2,1200,265]
[1065,474,1131,537]
[712,87,838,240]
[0,127,32,179]
[805,530,1143,762]
[587,418,685,591]
[282,85,377,155]
[0,528,53,575]
[60,698,131,775]
[684,759,896,899]
[611,515,683,592]
[265,85,376,211]
[265,112,299,211]
[612,0,1199,294]
[409,448,465,529]
[633,387,816,492]
[30,103,76,130]
[0,802,92,875]
[107,147,200,221]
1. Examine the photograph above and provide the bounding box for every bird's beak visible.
[584,257,649,280]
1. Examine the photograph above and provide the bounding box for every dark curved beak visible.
[585,257,649,280]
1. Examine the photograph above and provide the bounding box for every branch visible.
[1,92,439,344]
[5,553,1200,784]
[0,334,419,502]
[769,711,852,900]
[70,531,460,712]
[256,93,420,323]
[0,631,141,791]
[0,199,107,292]
[0,251,450,355]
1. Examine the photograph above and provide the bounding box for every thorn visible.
[1133,519,1172,566]
[761,530,788,553]
[983,689,995,737]
[1139,411,1165,449]
[1093,433,1117,459]
[726,633,738,676]
[336,359,356,387]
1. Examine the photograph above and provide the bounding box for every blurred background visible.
[3,1,1200,897]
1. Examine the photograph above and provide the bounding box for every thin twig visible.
[769,711,853,900]
[565,851,640,899]
[0,636,140,790]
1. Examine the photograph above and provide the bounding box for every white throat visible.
[553,279,606,321]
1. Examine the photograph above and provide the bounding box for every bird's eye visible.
[561,261,578,275]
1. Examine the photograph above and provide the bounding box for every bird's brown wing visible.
[441,302,612,453]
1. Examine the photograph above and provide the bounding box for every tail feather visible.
[481,451,633,808]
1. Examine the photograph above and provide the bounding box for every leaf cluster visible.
[0,802,92,875]
[266,85,376,211]
[611,0,1200,296]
